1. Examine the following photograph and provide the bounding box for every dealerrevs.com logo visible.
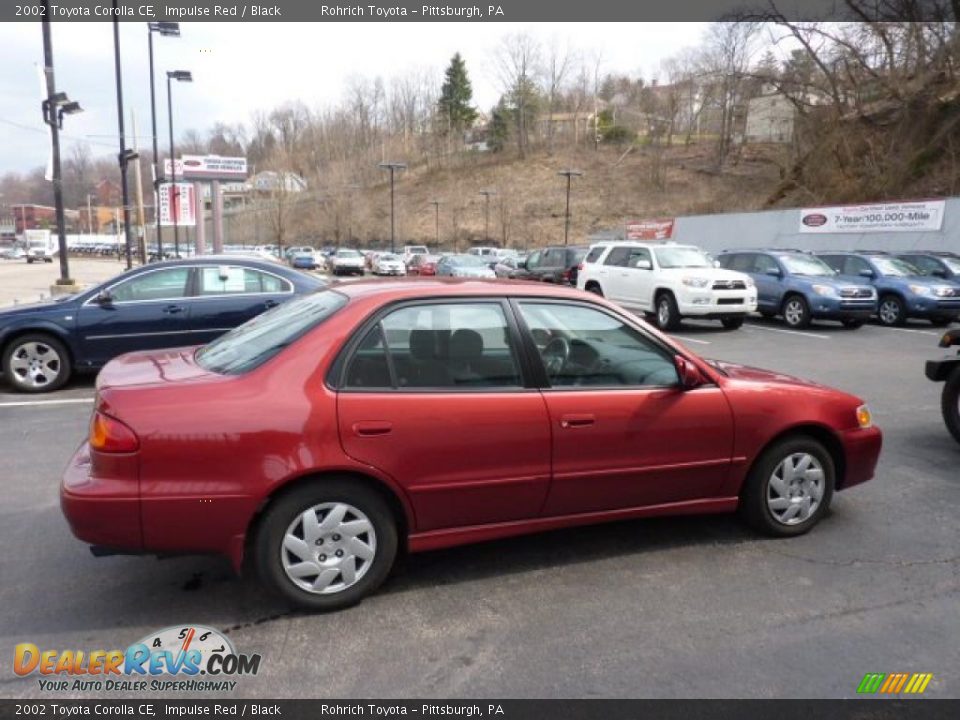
[14,625,261,693]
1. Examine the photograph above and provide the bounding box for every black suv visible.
[524,245,590,286]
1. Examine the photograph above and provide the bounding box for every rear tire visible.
[721,317,744,330]
[654,292,681,331]
[941,368,960,445]
[255,479,398,612]
[585,282,604,297]
[739,436,835,537]
[759,310,777,319]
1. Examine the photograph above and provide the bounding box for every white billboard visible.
[157,183,197,227]
[164,155,248,181]
[799,200,945,234]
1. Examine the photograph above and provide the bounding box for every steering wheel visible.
[542,336,571,377]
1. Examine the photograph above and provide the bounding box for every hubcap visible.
[784,300,803,326]
[9,342,61,388]
[658,300,670,326]
[879,300,900,325]
[766,452,825,525]
[281,502,376,595]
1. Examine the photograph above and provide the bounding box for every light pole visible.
[429,199,441,247]
[166,69,192,257]
[378,162,406,253]
[147,22,180,257]
[478,190,496,245]
[40,0,82,286]
[112,7,136,270]
[558,169,583,246]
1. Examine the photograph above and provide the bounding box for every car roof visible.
[329,277,587,301]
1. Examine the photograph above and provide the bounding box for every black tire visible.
[255,478,398,612]
[1,333,72,393]
[930,316,955,328]
[721,316,744,330]
[739,435,835,537]
[841,319,864,329]
[941,368,960,445]
[585,282,604,297]
[654,292,681,331]
[26,258,34,264]
[781,294,811,329]
[877,294,906,326]
[759,310,777,319]
[44,258,53,263]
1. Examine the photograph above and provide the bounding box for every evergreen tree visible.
[487,99,510,152]
[438,53,478,134]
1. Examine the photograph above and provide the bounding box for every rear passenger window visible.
[584,246,605,264]
[604,247,630,267]
[342,303,522,390]
[199,266,291,295]
[725,254,754,273]
[753,255,779,274]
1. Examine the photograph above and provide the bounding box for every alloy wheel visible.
[280,502,377,595]
[879,299,901,325]
[766,452,825,525]
[657,299,671,327]
[9,341,62,389]
[783,299,805,327]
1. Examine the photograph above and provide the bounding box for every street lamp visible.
[478,190,496,245]
[378,162,406,253]
[167,69,192,257]
[557,169,583,246]
[112,8,137,269]
[148,21,180,257]
[40,1,82,287]
[428,200,441,247]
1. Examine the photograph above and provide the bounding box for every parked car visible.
[435,254,496,278]
[817,251,960,327]
[925,327,960,444]
[329,248,366,276]
[525,245,590,286]
[467,246,499,258]
[61,279,882,610]
[372,253,406,276]
[0,257,324,393]
[578,241,758,331]
[402,245,429,265]
[406,254,442,277]
[895,251,960,285]
[0,245,26,260]
[493,255,527,279]
[717,250,877,329]
[290,250,319,270]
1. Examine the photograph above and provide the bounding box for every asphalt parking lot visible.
[1,307,958,699]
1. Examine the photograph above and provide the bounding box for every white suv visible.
[577,241,758,330]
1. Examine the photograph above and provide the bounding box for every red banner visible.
[625,218,674,240]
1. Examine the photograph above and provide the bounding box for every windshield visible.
[449,255,487,267]
[196,290,347,374]
[872,256,921,277]
[337,249,362,258]
[942,256,960,273]
[379,254,400,261]
[655,246,712,269]
[406,247,428,255]
[778,254,836,276]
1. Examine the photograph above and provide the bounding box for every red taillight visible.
[89,411,139,453]
[577,262,584,271]
[563,269,572,282]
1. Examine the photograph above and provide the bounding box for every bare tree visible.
[493,33,542,158]
[544,38,572,155]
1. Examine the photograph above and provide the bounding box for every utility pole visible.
[378,162,406,254]
[558,169,583,246]
[429,200,441,247]
[479,190,496,246]
[131,109,147,264]
[112,8,134,270]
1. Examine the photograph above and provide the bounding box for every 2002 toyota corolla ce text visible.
[61,279,882,611]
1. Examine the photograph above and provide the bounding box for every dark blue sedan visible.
[0,256,325,393]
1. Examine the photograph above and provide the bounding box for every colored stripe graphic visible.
[857,674,886,694]
[859,672,933,695]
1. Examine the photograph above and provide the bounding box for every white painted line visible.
[669,335,712,345]
[0,397,95,408]
[881,327,939,337]
[745,324,831,340]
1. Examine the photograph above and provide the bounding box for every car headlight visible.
[743,276,755,289]
[934,286,954,297]
[812,284,837,296]
[856,404,873,429]
[681,277,711,288]
[909,284,932,296]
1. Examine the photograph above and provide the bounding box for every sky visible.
[0,22,710,173]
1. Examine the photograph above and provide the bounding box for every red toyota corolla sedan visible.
[61,280,882,610]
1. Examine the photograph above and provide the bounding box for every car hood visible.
[707,359,826,390]
[96,346,213,391]
[0,295,79,320]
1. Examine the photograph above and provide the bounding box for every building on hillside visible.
[535,112,598,145]
[12,204,80,235]
[94,179,121,207]
[250,171,307,194]
[745,88,797,143]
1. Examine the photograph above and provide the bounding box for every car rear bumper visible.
[838,426,883,489]
[60,442,142,551]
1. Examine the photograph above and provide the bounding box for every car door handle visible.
[352,421,393,437]
[264,299,280,309]
[560,414,595,429]
[162,304,185,314]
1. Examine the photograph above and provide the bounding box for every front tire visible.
[878,294,906,326]
[782,295,811,329]
[2,333,71,393]
[655,292,681,331]
[255,479,398,611]
[739,436,835,537]
[941,368,960,445]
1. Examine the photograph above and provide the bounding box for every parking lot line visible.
[0,397,94,408]
[670,335,711,345]
[882,327,940,337]
[744,324,831,340]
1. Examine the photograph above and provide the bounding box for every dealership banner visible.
[625,218,675,240]
[798,200,945,234]
[164,156,248,182]
[157,183,197,227]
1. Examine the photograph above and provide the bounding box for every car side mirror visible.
[675,355,705,389]
[931,269,947,279]
[634,259,653,270]
[765,267,781,277]
[96,290,113,305]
